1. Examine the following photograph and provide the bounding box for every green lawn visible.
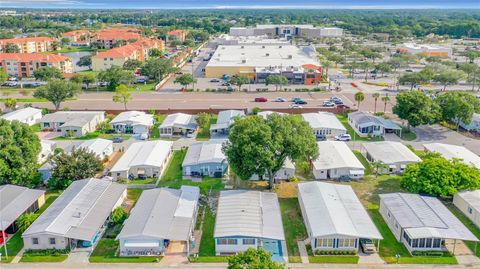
[279,198,308,263]
[89,239,159,263]
[198,206,216,257]
[127,188,143,204]
[128,83,157,92]
[40,190,62,214]
[0,233,24,263]
[129,178,157,185]
[308,255,359,264]
[150,114,166,139]
[444,202,480,257]
[190,256,228,263]
[399,127,417,141]
[53,132,130,141]
[336,114,384,142]
[20,254,68,263]
[196,114,217,141]
[353,150,372,175]
[160,150,186,181]
[54,46,94,53]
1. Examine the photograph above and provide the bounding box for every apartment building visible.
[167,29,187,43]
[0,53,72,78]
[91,28,142,49]
[62,30,90,46]
[0,37,56,53]
[91,38,164,71]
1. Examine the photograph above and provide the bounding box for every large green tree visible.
[174,73,196,90]
[123,59,143,70]
[71,73,96,89]
[265,75,288,91]
[401,153,480,197]
[393,91,440,128]
[98,66,135,91]
[77,55,92,68]
[230,75,249,91]
[2,43,20,53]
[0,120,41,187]
[33,80,81,110]
[142,58,177,82]
[49,148,103,190]
[227,248,284,269]
[33,66,63,81]
[223,114,318,189]
[435,91,480,130]
[434,70,464,91]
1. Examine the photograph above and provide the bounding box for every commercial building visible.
[182,140,228,178]
[205,45,322,84]
[460,113,480,132]
[302,112,346,139]
[298,182,382,252]
[216,34,291,46]
[118,186,200,256]
[0,53,72,78]
[424,143,480,169]
[22,178,127,250]
[0,107,42,126]
[379,193,478,254]
[348,111,402,138]
[454,190,480,229]
[159,113,197,138]
[229,25,343,39]
[214,190,286,262]
[210,110,245,135]
[110,111,154,135]
[39,111,105,138]
[90,28,142,49]
[0,37,56,53]
[362,141,421,174]
[313,141,364,180]
[110,140,173,180]
[0,185,45,234]
[396,43,452,58]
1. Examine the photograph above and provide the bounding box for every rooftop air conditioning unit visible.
[242,59,246,63]
[241,46,244,48]
[262,45,265,48]
[279,45,282,48]
[288,55,293,59]
[266,53,269,56]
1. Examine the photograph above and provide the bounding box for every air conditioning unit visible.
[266,53,269,56]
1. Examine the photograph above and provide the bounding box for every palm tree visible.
[372,93,380,114]
[354,92,365,109]
[381,94,390,113]
[371,161,387,178]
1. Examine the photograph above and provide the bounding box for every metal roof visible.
[302,112,346,131]
[380,193,478,241]
[110,111,154,127]
[0,185,45,229]
[214,190,285,240]
[182,140,227,166]
[210,110,245,131]
[74,138,112,157]
[456,190,480,215]
[362,141,421,164]
[40,111,104,128]
[313,141,364,171]
[23,178,126,241]
[424,143,480,169]
[118,186,199,241]
[110,140,173,173]
[349,111,401,130]
[0,107,42,122]
[298,182,382,239]
[159,113,197,129]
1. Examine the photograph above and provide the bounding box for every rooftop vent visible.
[241,45,244,49]
[242,59,246,63]
[262,45,265,48]
[279,45,283,48]
[266,53,270,56]
[288,55,293,59]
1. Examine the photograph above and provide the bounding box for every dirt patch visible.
[276,182,299,198]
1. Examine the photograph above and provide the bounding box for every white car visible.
[335,134,352,141]
[274,97,286,102]
[289,104,303,108]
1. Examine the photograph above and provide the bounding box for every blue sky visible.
[3,0,479,9]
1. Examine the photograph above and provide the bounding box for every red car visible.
[0,232,8,244]
[254,97,268,102]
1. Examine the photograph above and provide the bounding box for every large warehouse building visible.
[205,45,322,84]
[229,25,343,39]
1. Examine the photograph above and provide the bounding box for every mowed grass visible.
[198,206,216,257]
[308,255,359,264]
[279,198,308,263]
[0,233,24,263]
[20,254,68,263]
[150,114,166,139]
[353,150,372,175]
[336,114,383,142]
[89,239,159,263]
[196,114,217,141]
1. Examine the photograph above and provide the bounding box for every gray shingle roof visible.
[182,140,227,166]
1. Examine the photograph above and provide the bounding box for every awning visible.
[349,170,365,175]
[400,165,407,168]
[389,165,396,168]
[124,241,161,248]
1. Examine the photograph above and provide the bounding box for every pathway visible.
[10,248,24,264]
[297,240,309,264]
[358,252,385,264]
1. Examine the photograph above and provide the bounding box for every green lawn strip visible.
[196,115,217,140]
[128,178,157,185]
[400,127,417,141]
[190,256,228,263]
[353,150,372,175]
[160,150,186,182]
[53,132,130,141]
[54,46,95,53]
[128,83,157,92]
[31,123,41,132]
[0,98,77,103]
[444,202,480,257]
[308,255,359,264]
[198,207,216,257]
[279,198,307,261]
[20,254,68,263]
[336,114,383,142]
[127,188,143,203]
[385,256,457,264]
[40,190,62,214]
[150,114,167,139]
[0,233,24,263]
[89,239,159,263]
[368,209,410,258]
[288,256,302,263]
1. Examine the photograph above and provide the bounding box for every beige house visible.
[454,190,480,229]
[39,111,105,138]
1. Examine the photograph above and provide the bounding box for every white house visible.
[313,141,365,180]
[39,111,105,138]
[38,140,56,164]
[1,107,42,126]
[214,190,286,263]
[110,111,154,135]
[159,113,197,138]
[117,186,200,256]
[302,112,346,139]
[298,182,382,253]
[182,140,228,178]
[454,190,480,229]
[348,111,402,138]
[110,140,173,180]
[380,193,478,254]
[22,178,126,250]
[210,110,245,135]
[249,158,295,181]
[424,143,480,169]
[460,113,480,132]
[72,138,114,160]
[362,141,421,174]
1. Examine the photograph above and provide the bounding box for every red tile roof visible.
[0,37,56,45]
[93,38,161,59]
[0,53,70,63]
[63,30,90,37]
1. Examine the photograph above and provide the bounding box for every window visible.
[242,239,255,245]
[419,238,425,248]
[425,238,432,248]
[412,239,418,248]
[468,207,473,214]
[217,238,237,245]
[433,238,441,248]
[338,239,356,248]
[32,238,39,245]
[49,238,56,245]
[316,238,333,248]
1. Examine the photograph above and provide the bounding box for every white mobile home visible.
[110,140,173,180]
[348,111,402,138]
[38,140,56,164]
[1,107,42,126]
[22,178,126,250]
[379,193,478,254]
[302,112,346,139]
[182,140,228,178]
[424,143,480,169]
[214,190,286,263]
[298,182,382,253]
[454,190,480,229]
[249,158,295,181]
[117,186,200,256]
[39,111,105,138]
[210,110,245,135]
[159,113,197,138]
[110,111,154,135]
[72,138,113,160]
[313,141,364,180]
[362,141,421,174]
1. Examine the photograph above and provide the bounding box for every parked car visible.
[274,97,286,102]
[323,101,335,107]
[360,239,376,254]
[338,175,351,182]
[254,97,268,102]
[0,233,8,244]
[289,104,303,108]
[111,137,124,143]
[335,134,352,141]
[3,81,18,87]
[221,82,231,86]
[135,77,148,84]
[316,134,327,141]
[291,97,302,102]
[186,130,195,138]
[336,104,351,109]
[139,133,148,140]
[332,99,343,105]
[209,78,221,83]
[295,99,307,105]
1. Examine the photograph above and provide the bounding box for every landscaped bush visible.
[412,250,451,257]
[314,249,357,256]
[256,88,268,92]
